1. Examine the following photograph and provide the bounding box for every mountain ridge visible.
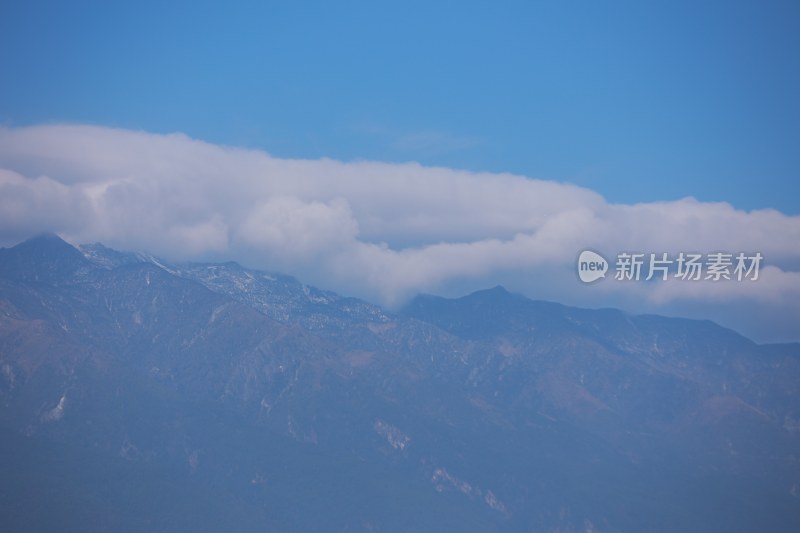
[1,234,799,531]
[64,234,786,349]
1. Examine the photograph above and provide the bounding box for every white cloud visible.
[238,196,358,263]
[1,124,798,342]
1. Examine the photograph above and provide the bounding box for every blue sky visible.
[1,1,800,342]
[2,0,799,213]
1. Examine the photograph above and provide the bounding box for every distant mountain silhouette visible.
[1,234,798,532]
[0,232,91,283]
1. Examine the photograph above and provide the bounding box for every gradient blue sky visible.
[2,0,798,213]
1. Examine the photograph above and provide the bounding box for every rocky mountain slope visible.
[1,234,798,532]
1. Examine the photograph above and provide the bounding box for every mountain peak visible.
[463,285,518,301]
[478,285,511,296]
[408,285,513,306]
[18,231,71,247]
[0,233,90,284]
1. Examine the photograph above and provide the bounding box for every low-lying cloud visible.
[1,124,798,342]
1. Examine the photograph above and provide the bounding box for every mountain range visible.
[1,234,798,532]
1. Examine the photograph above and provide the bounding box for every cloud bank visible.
[1,124,798,342]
